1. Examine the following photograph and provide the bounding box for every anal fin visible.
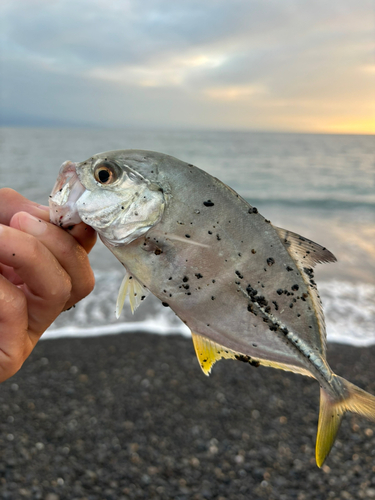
[191,332,259,376]
[191,332,314,378]
[191,332,242,376]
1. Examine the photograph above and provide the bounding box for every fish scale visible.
[49,149,375,467]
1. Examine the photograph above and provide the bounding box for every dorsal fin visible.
[274,226,337,268]
[274,225,334,354]
[116,272,149,318]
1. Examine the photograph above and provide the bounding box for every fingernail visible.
[20,213,47,237]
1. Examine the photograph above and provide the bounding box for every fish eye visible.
[94,161,117,185]
[98,169,110,183]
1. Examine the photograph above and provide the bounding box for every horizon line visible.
[1,122,374,137]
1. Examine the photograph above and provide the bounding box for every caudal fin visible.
[316,375,375,467]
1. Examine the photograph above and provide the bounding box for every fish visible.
[49,149,375,467]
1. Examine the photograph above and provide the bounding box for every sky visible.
[1,0,374,134]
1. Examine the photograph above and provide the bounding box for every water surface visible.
[1,127,374,345]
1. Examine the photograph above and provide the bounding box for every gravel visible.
[0,333,374,500]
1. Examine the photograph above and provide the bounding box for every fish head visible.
[49,152,165,246]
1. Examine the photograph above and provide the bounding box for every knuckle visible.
[81,269,95,299]
[70,249,95,302]
[60,274,73,304]
[2,288,28,322]
[58,234,79,259]
[10,290,28,316]
[71,269,95,303]
[52,272,72,306]
[13,349,26,373]
[27,235,41,260]
[0,187,18,202]
[0,349,25,382]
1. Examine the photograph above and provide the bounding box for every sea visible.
[1,127,374,346]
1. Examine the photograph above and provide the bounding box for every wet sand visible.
[0,333,374,500]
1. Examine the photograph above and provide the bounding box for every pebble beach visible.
[0,333,374,500]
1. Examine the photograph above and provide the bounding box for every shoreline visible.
[45,277,375,348]
[1,333,375,499]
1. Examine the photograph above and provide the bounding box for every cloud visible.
[204,85,266,101]
[89,53,227,88]
[1,0,374,133]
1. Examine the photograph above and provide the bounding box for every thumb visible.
[65,222,97,254]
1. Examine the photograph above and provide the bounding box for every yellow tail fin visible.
[316,375,375,467]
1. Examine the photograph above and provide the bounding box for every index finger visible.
[0,223,72,339]
[0,188,97,254]
[0,188,50,225]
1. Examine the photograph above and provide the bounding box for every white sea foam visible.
[44,271,375,346]
[44,317,190,340]
[319,281,375,346]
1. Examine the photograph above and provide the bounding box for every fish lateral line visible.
[237,282,332,385]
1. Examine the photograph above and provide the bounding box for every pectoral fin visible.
[116,274,129,319]
[116,272,149,318]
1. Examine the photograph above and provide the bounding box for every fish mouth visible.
[49,160,86,228]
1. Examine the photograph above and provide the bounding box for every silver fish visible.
[50,150,375,466]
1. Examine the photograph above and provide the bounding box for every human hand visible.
[0,188,97,382]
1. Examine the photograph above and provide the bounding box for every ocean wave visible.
[242,196,375,212]
[319,281,375,346]
[44,272,375,347]
[45,317,190,340]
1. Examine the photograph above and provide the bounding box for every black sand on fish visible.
[0,333,375,500]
